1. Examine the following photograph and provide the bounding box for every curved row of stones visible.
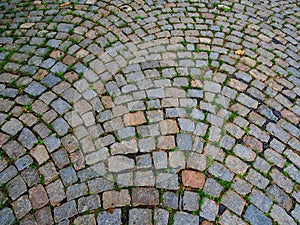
[0,0,299,224]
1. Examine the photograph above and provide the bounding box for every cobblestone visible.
[1,1,299,224]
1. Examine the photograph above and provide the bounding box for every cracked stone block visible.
[267,185,293,211]
[136,154,152,168]
[108,155,135,173]
[208,162,234,182]
[0,165,18,185]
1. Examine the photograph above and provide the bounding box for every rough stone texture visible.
[97,209,121,225]
[132,188,159,206]
[29,184,49,209]
[129,208,152,225]
[12,195,32,219]
[270,204,296,225]
[200,198,218,221]
[7,175,27,200]
[102,189,131,209]
[1,1,300,224]
[35,206,54,225]
[243,205,272,225]
[221,191,246,215]
[54,200,78,223]
[0,208,15,225]
[173,212,199,225]
[182,170,205,188]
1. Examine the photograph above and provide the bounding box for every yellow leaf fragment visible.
[60,2,71,7]
[235,49,245,55]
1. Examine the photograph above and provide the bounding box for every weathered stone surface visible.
[7,176,27,200]
[1,118,23,136]
[129,208,152,225]
[12,195,32,219]
[182,170,205,188]
[54,200,78,222]
[108,156,135,172]
[102,189,131,209]
[200,198,218,221]
[35,206,54,225]
[0,208,15,225]
[243,205,272,225]
[221,190,246,215]
[29,184,49,209]
[2,1,300,224]
[132,188,159,206]
[173,212,198,225]
[270,204,296,225]
[97,209,121,225]
[219,210,248,225]
[124,111,146,126]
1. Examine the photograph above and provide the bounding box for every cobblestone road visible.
[0,0,299,224]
